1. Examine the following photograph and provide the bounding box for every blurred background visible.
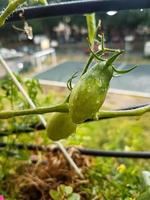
[0,1,150,99]
[0,2,150,199]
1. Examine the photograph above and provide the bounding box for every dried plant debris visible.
[3,148,91,200]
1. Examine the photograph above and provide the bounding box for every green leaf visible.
[49,189,61,200]
[58,184,73,195]
[59,184,66,193]
[86,13,96,45]
[68,193,81,200]
[138,190,150,200]
[64,186,73,195]
[67,72,78,91]
[105,51,124,69]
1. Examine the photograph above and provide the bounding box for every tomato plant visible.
[0,2,149,200]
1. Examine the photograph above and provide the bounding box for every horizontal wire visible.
[0,142,150,158]
[116,103,150,110]
[3,0,150,23]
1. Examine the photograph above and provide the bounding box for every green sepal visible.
[112,65,137,74]
[105,51,124,69]
[89,46,105,61]
[67,72,78,91]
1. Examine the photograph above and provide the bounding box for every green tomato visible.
[47,112,76,141]
[69,61,113,123]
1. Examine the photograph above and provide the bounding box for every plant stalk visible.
[95,105,150,120]
[0,104,149,120]
[0,0,26,27]
[0,103,68,119]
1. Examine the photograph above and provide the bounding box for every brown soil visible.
[4,148,91,200]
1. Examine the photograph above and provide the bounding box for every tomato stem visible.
[81,48,123,76]
[101,33,105,51]
[0,0,26,27]
[0,103,68,119]
[0,104,149,121]
[96,105,150,120]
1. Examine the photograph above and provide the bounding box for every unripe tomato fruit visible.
[47,112,76,141]
[69,61,113,123]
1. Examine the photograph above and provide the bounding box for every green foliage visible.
[0,75,44,132]
[50,184,80,200]
[37,0,48,5]
[65,114,150,199]
[24,78,42,104]
[138,189,150,200]
[0,75,42,110]
[67,116,150,151]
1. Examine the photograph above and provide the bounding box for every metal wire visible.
[5,0,150,23]
[0,142,150,159]
[117,103,150,110]
[78,148,150,159]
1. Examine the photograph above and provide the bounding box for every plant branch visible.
[0,103,68,119]
[0,104,149,121]
[0,0,26,27]
[85,13,96,46]
[94,105,150,120]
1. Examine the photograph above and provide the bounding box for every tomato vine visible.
[0,0,48,27]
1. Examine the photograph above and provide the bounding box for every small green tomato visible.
[69,61,113,124]
[46,112,76,141]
